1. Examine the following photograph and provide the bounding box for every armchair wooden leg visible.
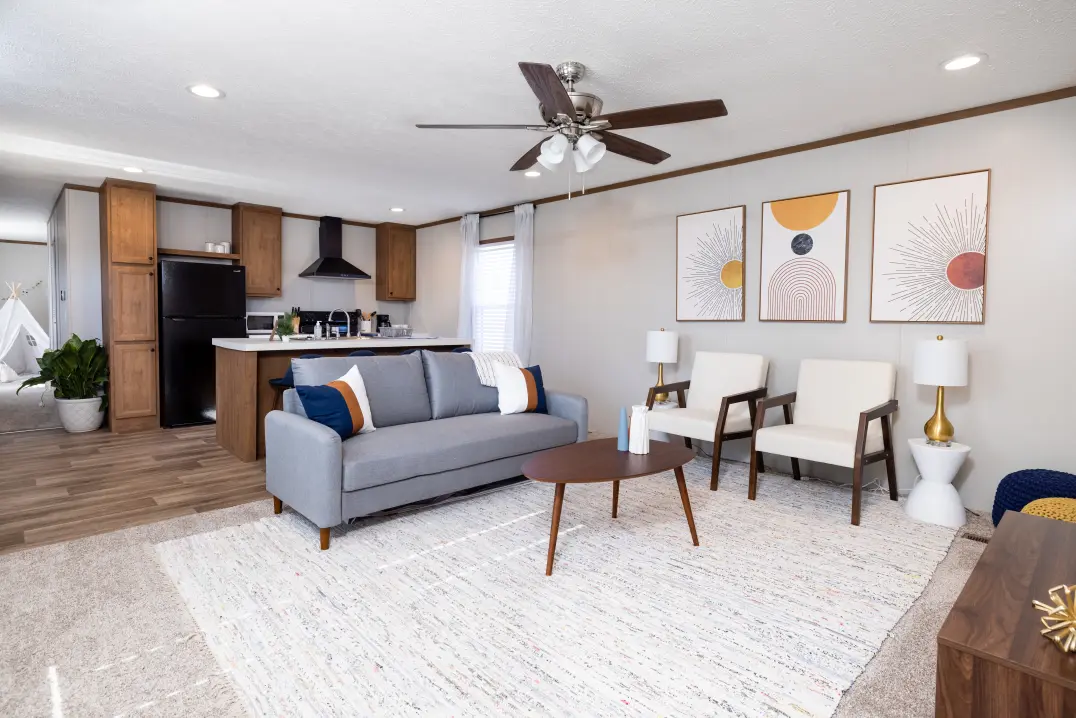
[851,459,863,526]
[748,441,760,501]
[710,434,724,491]
[756,453,766,474]
[273,496,282,514]
[790,458,801,481]
[319,528,330,550]
[881,415,898,501]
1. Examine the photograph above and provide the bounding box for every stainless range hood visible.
[298,216,371,279]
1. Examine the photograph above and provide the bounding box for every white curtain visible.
[456,213,480,340]
[513,203,534,364]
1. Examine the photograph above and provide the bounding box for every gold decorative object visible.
[914,334,968,446]
[924,385,954,444]
[654,363,668,403]
[1033,584,1076,653]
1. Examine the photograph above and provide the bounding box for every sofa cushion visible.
[420,350,498,419]
[342,412,577,491]
[291,354,431,427]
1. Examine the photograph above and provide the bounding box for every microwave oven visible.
[246,311,284,335]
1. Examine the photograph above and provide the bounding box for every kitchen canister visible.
[628,404,650,455]
[204,242,216,252]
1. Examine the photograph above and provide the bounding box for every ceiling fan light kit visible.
[417,59,728,188]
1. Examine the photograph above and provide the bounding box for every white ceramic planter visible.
[56,397,105,433]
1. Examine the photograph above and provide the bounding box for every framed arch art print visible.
[869,170,990,323]
[676,204,746,321]
[759,190,850,322]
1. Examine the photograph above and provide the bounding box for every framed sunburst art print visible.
[676,205,746,321]
[870,170,990,323]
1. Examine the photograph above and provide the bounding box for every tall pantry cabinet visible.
[99,178,159,433]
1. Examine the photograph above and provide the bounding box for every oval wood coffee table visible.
[522,438,699,575]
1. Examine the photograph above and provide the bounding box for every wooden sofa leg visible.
[320,528,331,550]
[273,496,282,514]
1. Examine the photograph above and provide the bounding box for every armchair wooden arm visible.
[709,385,769,491]
[860,399,898,422]
[646,380,691,409]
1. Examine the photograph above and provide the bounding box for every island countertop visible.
[212,337,471,352]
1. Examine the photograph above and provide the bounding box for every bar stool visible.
[270,353,322,410]
[452,347,472,353]
[400,348,419,355]
[348,350,376,357]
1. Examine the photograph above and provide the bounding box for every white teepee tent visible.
[0,282,50,383]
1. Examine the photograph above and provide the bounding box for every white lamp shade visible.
[541,134,568,161]
[572,148,593,173]
[646,330,679,363]
[536,153,561,170]
[576,133,607,164]
[913,338,968,386]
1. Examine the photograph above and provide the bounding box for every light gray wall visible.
[156,202,400,322]
[413,97,1076,512]
[0,241,49,327]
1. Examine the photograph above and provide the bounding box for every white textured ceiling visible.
[1,0,1074,234]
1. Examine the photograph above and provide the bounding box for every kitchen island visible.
[213,336,471,461]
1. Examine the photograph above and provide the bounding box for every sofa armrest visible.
[265,409,343,528]
[546,390,588,443]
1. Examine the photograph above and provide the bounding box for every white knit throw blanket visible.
[469,351,522,387]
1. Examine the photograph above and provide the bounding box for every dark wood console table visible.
[936,511,1076,717]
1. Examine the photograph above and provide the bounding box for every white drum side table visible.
[906,438,970,528]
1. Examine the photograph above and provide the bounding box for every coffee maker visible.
[375,313,392,332]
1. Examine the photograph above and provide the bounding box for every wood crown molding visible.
[55,184,383,229]
[414,84,1076,230]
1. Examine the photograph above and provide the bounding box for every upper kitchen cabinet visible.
[232,203,282,297]
[376,223,416,301]
[101,180,156,264]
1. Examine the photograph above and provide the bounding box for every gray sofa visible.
[265,350,588,549]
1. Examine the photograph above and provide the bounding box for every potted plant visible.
[275,312,297,342]
[18,334,109,433]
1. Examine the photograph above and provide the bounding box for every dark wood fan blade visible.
[510,138,547,171]
[518,63,576,122]
[597,132,670,165]
[594,99,727,130]
[416,124,546,129]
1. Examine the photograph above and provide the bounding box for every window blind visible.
[472,241,516,353]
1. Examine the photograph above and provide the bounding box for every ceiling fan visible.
[416,61,727,173]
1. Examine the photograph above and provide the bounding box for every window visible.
[472,240,516,352]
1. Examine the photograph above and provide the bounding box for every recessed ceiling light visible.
[187,83,224,99]
[122,167,144,174]
[943,53,985,71]
[390,207,405,212]
[524,170,541,177]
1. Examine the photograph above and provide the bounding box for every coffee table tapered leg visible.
[674,466,699,546]
[546,483,566,576]
[612,480,619,518]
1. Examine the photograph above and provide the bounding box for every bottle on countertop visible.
[313,321,321,339]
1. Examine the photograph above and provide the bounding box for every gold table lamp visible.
[646,328,679,403]
[913,335,968,445]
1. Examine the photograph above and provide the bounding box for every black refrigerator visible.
[159,260,248,427]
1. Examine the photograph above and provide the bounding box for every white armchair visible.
[749,359,898,525]
[646,352,769,491]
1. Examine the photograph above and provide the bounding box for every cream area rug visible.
[156,459,956,717]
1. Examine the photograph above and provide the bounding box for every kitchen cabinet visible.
[376,223,416,301]
[103,184,156,264]
[100,178,159,433]
[109,265,156,341]
[233,203,282,297]
[110,342,158,419]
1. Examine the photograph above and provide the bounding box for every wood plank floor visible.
[0,426,267,555]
